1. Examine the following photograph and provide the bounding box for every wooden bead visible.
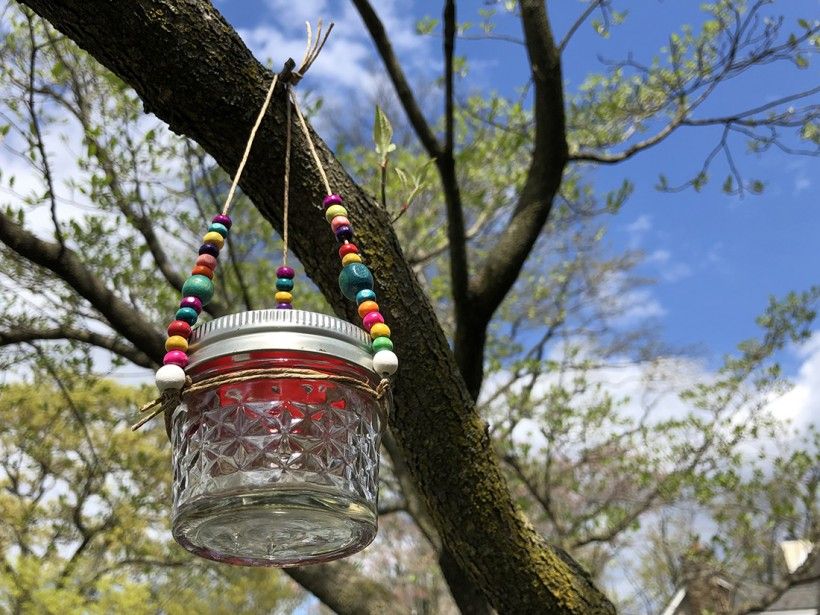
[357,300,379,319]
[182,274,214,305]
[165,335,189,352]
[274,291,293,303]
[356,289,377,305]
[325,205,347,222]
[362,311,384,332]
[191,265,214,279]
[372,336,394,352]
[276,278,294,291]
[196,254,218,270]
[155,364,186,392]
[202,231,224,250]
[180,296,202,313]
[372,349,398,376]
[342,253,362,266]
[339,243,359,258]
[323,194,343,208]
[199,243,219,257]
[176,307,198,325]
[163,350,189,367]
[277,266,295,279]
[338,263,373,301]
[167,320,192,339]
[212,214,232,229]
[208,222,229,237]
[331,216,350,233]
[370,323,390,339]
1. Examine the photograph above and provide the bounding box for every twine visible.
[133,367,391,435]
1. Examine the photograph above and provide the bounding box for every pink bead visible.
[362,311,385,332]
[163,350,189,367]
[196,254,218,270]
[331,216,350,233]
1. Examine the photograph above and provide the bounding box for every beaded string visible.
[154,22,397,403]
[288,89,398,377]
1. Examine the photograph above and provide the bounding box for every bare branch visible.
[559,1,606,53]
[0,325,154,367]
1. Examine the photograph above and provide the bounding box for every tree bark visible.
[13,1,615,612]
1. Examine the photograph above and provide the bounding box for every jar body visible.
[171,348,382,566]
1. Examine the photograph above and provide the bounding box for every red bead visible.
[191,265,214,278]
[339,243,359,258]
[167,320,192,339]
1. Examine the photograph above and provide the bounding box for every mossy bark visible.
[16,1,616,613]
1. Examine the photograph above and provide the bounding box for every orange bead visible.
[357,300,379,319]
[191,265,214,279]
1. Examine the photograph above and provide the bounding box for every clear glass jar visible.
[171,310,383,566]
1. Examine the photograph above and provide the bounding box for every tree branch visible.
[0,325,154,367]
[350,0,441,159]
[464,0,569,396]
[14,2,615,612]
[0,211,166,362]
[558,0,605,53]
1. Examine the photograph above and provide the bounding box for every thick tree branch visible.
[465,0,569,396]
[0,212,166,361]
[0,325,154,368]
[14,2,615,613]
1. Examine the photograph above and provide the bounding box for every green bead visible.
[208,222,229,237]
[276,278,294,292]
[182,274,214,305]
[325,205,347,223]
[372,336,394,353]
[338,263,373,301]
[176,307,198,325]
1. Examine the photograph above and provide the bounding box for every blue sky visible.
[214,0,819,372]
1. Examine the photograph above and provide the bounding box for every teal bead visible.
[339,263,374,301]
[176,307,198,325]
[208,222,229,237]
[182,274,214,305]
[276,278,294,292]
[355,289,377,305]
[372,336,394,353]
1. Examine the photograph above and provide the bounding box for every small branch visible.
[731,547,820,615]
[0,325,155,367]
[351,0,442,159]
[558,0,605,53]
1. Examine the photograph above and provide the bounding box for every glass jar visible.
[171,309,383,567]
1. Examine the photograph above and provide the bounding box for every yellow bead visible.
[202,231,224,249]
[165,335,189,352]
[275,291,293,303]
[370,323,391,339]
[342,253,362,266]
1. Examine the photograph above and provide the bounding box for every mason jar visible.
[170,309,383,567]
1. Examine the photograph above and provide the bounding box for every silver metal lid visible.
[187,309,374,371]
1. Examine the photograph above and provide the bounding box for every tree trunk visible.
[14,1,615,612]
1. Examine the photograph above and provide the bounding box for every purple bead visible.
[276,266,295,279]
[276,302,293,309]
[335,225,353,241]
[323,194,343,208]
[198,243,219,257]
[179,296,203,314]
[212,214,232,229]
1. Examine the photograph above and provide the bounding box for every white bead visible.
[155,364,186,392]
[372,349,398,376]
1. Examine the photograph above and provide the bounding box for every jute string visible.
[133,368,391,435]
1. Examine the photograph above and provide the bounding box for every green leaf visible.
[415,17,439,35]
[373,105,395,163]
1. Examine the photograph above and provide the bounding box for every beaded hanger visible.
[148,22,398,420]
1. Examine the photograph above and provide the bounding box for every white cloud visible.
[647,249,693,282]
[768,332,820,430]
